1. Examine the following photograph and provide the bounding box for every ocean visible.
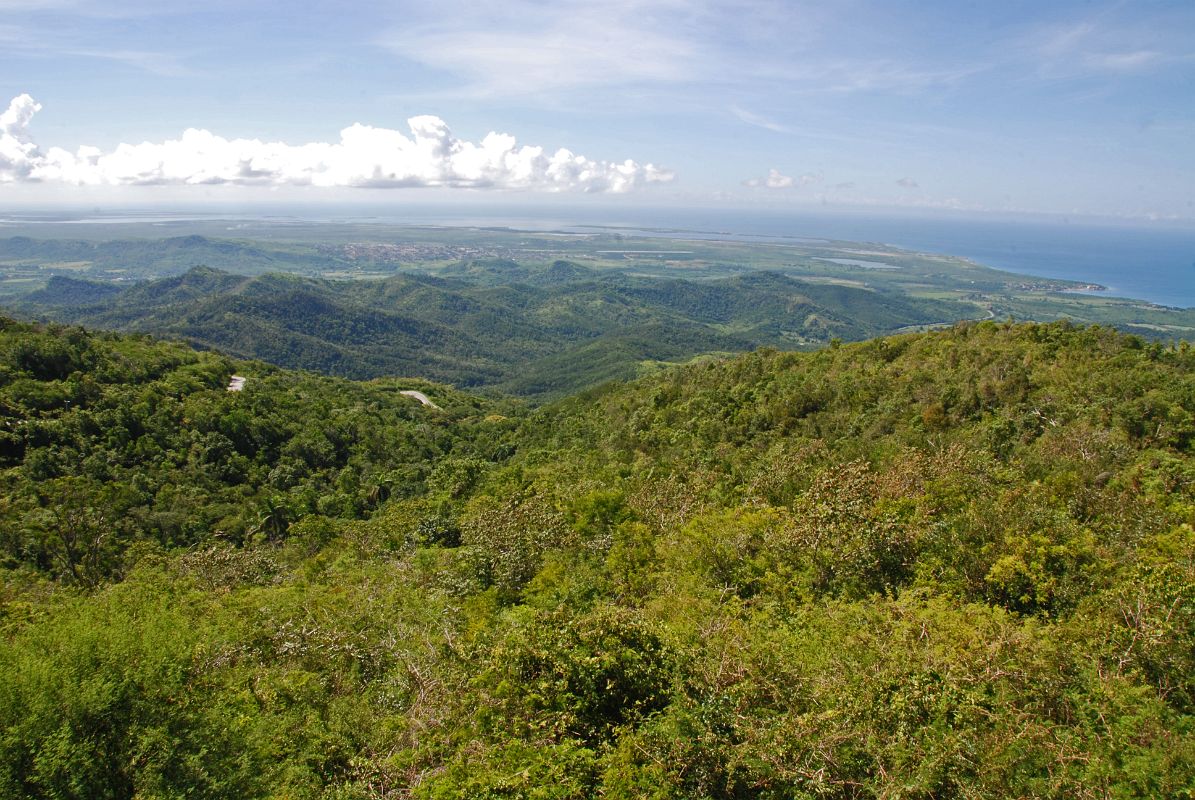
[288,204,1195,309]
[547,207,1195,310]
[5,204,1195,308]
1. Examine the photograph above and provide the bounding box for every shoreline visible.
[1,209,1192,309]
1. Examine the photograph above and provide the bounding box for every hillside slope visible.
[0,320,1190,798]
[10,263,974,398]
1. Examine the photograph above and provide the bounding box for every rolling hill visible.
[0,318,1190,798]
[9,262,975,398]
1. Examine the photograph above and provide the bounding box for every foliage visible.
[0,319,519,582]
[11,264,970,400]
[1,319,1193,798]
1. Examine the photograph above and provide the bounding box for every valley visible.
[4,221,1195,401]
[0,218,1192,798]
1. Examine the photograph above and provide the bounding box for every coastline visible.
[1,206,1193,309]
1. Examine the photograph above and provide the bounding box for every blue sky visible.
[1,0,1193,220]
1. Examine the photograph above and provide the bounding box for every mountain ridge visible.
[9,262,973,398]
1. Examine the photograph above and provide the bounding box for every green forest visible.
[8,263,968,400]
[1,317,1192,798]
[8,228,1195,401]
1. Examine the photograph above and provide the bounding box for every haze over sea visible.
[701,210,1195,310]
[5,204,1194,309]
[471,207,1195,310]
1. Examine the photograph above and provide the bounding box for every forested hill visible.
[1,319,1192,798]
[9,263,972,399]
[0,234,343,275]
[0,318,522,584]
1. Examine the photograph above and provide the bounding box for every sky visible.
[1,0,1193,221]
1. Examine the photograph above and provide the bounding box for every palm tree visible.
[250,496,290,542]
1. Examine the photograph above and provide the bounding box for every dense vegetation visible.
[11,265,967,399]
[1,319,1192,798]
[0,234,344,280]
[0,318,519,585]
[7,227,1195,349]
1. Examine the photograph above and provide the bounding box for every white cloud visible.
[0,16,192,76]
[731,106,791,133]
[1084,50,1163,72]
[744,169,793,189]
[1029,14,1195,78]
[381,1,981,102]
[1038,21,1097,59]
[743,168,822,189]
[758,60,982,95]
[0,94,42,182]
[382,0,699,96]
[0,95,674,193]
[895,176,919,188]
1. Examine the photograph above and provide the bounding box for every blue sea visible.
[5,203,1195,308]
[548,207,1195,309]
[303,204,1195,308]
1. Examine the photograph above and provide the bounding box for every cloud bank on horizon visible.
[0,94,674,193]
[1,1,1192,218]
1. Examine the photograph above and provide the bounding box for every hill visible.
[8,227,1195,350]
[21,275,124,307]
[10,264,973,398]
[0,234,344,278]
[0,317,519,583]
[0,319,1191,798]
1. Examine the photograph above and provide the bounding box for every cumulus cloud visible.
[744,168,793,189]
[0,93,42,182]
[0,94,674,193]
[744,168,822,189]
[896,176,919,188]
